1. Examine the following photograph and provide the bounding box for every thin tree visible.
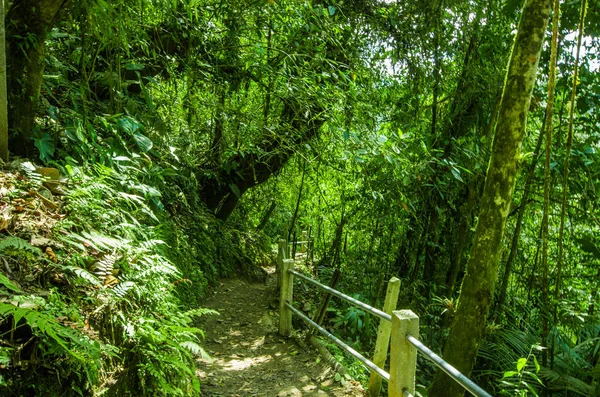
[0,0,8,162]
[555,0,588,304]
[428,0,553,395]
[540,0,561,368]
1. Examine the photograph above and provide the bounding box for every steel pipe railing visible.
[281,264,493,397]
[406,335,493,397]
[285,302,390,381]
[288,269,392,322]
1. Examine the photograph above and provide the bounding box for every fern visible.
[60,265,102,287]
[0,302,101,362]
[0,236,42,255]
[112,281,135,298]
[61,231,128,253]
[16,161,43,186]
[93,253,119,282]
[179,341,211,360]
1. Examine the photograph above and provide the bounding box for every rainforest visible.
[0,0,599,396]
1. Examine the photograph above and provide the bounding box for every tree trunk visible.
[0,0,8,162]
[428,0,552,395]
[198,101,324,220]
[6,0,69,156]
[494,125,544,319]
[540,0,560,369]
[287,161,306,241]
[256,200,277,231]
[445,183,478,296]
[555,0,587,303]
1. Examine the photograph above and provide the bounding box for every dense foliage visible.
[0,0,599,396]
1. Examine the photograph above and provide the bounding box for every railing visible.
[285,230,314,260]
[276,246,492,397]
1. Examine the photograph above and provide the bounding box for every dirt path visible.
[196,267,365,397]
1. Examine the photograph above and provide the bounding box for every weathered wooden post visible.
[368,278,401,397]
[301,230,307,253]
[277,239,287,290]
[278,259,295,336]
[389,310,418,397]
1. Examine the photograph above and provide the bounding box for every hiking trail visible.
[196,266,365,397]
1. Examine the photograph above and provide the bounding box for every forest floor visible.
[195,266,365,397]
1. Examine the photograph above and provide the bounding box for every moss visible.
[428,0,553,395]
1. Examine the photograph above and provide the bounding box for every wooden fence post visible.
[277,239,287,290]
[389,310,418,397]
[368,277,401,397]
[284,236,290,259]
[278,259,295,336]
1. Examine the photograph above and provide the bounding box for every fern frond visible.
[61,266,102,287]
[83,231,128,251]
[17,161,43,186]
[93,254,119,281]
[179,341,211,360]
[185,308,219,318]
[112,281,135,298]
[0,302,100,362]
[0,236,42,255]
[61,231,128,253]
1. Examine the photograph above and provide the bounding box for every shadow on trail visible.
[195,268,364,397]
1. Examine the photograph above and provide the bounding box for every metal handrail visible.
[285,302,390,381]
[406,335,493,397]
[284,268,493,397]
[288,269,392,322]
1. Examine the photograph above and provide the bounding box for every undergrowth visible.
[0,155,270,396]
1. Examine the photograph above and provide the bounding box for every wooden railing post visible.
[277,239,287,290]
[389,310,419,397]
[278,259,295,336]
[368,277,401,397]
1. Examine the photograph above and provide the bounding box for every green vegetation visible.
[1,0,599,396]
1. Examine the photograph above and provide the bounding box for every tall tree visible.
[0,0,8,162]
[555,0,588,303]
[540,0,560,368]
[428,0,553,395]
[6,0,69,155]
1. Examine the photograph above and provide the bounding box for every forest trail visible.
[195,266,365,397]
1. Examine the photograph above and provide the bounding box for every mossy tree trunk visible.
[6,0,69,156]
[428,0,552,395]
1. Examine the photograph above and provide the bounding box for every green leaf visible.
[532,354,540,373]
[516,357,527,372]
[125,62,145,71]
[451,168,463,182]
[503,371,518,378]
[133,133,153,152]
[117,116,141,134]
[34,133,55,162]
[0,273,21,293]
